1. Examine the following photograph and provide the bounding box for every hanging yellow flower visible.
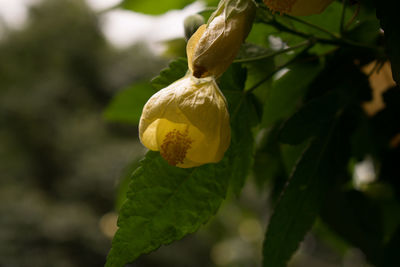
[263,0,334,16]
[187,0,255,78]
[139,74,231,168]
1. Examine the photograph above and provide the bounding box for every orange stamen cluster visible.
[264,0,296,14]
[160,129,193,166]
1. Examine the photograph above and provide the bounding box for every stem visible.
[265,18,380,51]
[345,2,361,31]
[285,15,339,39]
[246,43,314,93]
[340,0,347,35]
[234,40,311,63]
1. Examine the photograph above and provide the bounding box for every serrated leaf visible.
[261,60,323,128]
[103,82,156,124]
[151,58,188,90]
[374,0,400,84]
[221,64,257,195]
[262,125,336,267]
[106,152,230,267]
[227,93,257,195]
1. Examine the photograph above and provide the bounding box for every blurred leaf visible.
[262,124,337,267]
[120,0,220,14]
[151,58,188,90]
[345,19,381,44]
[321,190,384,265]
[382,227,400,267]
[253,124,289,199]
[120,0,194,14]
[374,0,400,84]
[162,38,187,58]
[236,42,271,61]
[261,60,323,128]
[103,82,156,124]
[106,152,230,267]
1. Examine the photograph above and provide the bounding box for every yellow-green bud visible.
[187,0,256,78]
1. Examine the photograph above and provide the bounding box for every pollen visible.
[160,128,193,166]
[264,0,296,14]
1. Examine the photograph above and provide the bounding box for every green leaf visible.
[262,125,336,267]
[151,58,188,90]
[261,60,323,128]
[106,152,230,267]
[120,0,220,14]
[121,0,194,14]
[374,0,400,84]
[279,91,347,145]
[321,190,384,265]
[221,64,257,195]
[227,93,257,195]
[103,82,156,124]
[383,227,400,267]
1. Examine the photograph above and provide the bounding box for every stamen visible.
[264,0,297,14]
[160,128,193,166]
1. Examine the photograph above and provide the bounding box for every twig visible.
[234,40,311,63]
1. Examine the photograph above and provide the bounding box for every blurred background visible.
[0,0,382,266]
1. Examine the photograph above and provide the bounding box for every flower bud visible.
[184,14,205,41]
[263,0,334,16]
[139,74,231,168]
[187,0,255,78]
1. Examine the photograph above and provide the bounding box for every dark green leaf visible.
[103,82,156,124]
[261,60,323,128]
[106,152,230,267]
[383,227,400,267]
[262,125,336,267]
[374,0,400,84]
[221,64,257,195]
[321,190,384,265]
[279,91,344,145]
[151,58,188,90]
[227,93,257,195]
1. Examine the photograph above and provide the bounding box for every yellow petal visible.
[139,75,231,168]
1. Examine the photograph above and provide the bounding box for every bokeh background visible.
[0,0,385,266]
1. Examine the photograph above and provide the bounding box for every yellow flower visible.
[186,0,255,78]
[139,74,231,168]
[263,0,334,16]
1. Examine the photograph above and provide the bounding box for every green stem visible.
[265,18,380,51]
[340,0,347,35]
[285,15,339,39]
[246,43,314,93]
[234,40,311,63]
[345,2,361,31]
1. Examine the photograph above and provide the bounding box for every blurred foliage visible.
[105,0,400,267]
[0,0,165,266]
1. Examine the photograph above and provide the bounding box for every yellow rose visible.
[139,74,231,168]
[264,0,334,16]
[187,0,255,78]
